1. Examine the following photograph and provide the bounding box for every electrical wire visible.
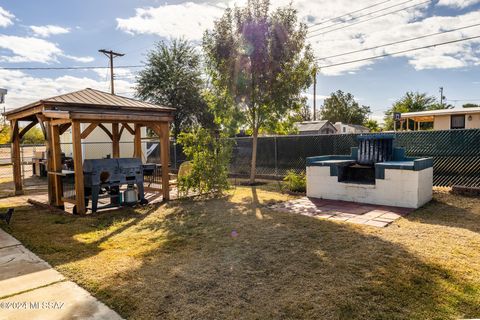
[308,0,431,39]
[316,23,480,60]
[306,0,392,30]
[308,0,414,34]
[0,65,145,71]
[317,34,480,69]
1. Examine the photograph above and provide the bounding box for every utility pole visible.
[99,49,125,95]
[313,68,317,121]
[0,88,7,125]
[439,87,444,108]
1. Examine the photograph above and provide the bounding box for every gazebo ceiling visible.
[5,88,175,122]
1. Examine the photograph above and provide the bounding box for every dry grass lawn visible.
[1,184,479,319]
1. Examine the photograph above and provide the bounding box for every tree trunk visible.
[249,128,258,184]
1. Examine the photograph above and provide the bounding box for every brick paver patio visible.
[269,197,414,227]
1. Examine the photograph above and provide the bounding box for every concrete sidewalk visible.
[0,229,122,320]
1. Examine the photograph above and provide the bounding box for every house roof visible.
[4,88,174,117]
[296,120,332,132]
[401,107,480,118]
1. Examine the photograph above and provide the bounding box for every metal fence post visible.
[274,136,278,178]
[173,140,177,170]
[20,145,25,181]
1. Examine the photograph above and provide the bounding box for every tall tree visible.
[203,0,314,183]
[136,39,214,138]
[384,91,448,130]
[320,90,371,125]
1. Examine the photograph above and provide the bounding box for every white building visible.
[334,122,370,134]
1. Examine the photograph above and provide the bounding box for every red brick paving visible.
[269,197,414,228]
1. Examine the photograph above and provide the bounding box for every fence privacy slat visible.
[2,129,480,188]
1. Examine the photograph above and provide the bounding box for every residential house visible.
[295,120,337,135]
[400,107,480,130]
[334,122,370,134]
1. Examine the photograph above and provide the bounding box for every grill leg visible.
[91,186,99,213]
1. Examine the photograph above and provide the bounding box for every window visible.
[451,115,465,129]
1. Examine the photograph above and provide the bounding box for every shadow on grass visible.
[103,190,480,319]
[1,187,479,319]
[406,192,480,233]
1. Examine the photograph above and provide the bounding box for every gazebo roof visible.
[5,88,174,122]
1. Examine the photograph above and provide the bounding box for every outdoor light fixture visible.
[468,115,473,121]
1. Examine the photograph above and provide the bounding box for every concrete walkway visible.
[0,229,122,319]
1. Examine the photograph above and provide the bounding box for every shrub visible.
[283,170,306,193]
[177,128,233,197]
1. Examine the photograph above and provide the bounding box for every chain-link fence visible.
[228,129,480,187]
[2,129,480,188]
[0,144,45,181]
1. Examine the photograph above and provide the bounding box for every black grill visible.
[83,158,146,213]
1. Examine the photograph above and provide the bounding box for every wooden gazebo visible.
[5,88,175,214]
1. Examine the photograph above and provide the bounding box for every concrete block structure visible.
[306,136,433,209]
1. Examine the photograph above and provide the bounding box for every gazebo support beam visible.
[10,119,23,195]
[159,122,170,200]
[72,121,86,214]
[134,124,142,159]
[50,124,64,207]
[112,123,120,158]
[80,123,98,139]
[18,119,39,139]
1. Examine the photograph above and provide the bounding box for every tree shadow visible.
[1,186,479,319]
[406,192,480,233]
[94,189,480,319]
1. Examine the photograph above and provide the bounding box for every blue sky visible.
[1,0,480,123]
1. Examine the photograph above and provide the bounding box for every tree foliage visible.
[384,91,449,130]
[463,103,480,108]
[136,39,214,138]
[319,90,371,125]
[203,0,314,183]
[0,125,9,144]
[177,128,233,197]
[0,124,45,144]
[363,119,381,132]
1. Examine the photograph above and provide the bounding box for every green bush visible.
[177,128,233,197]
[283,170,306,193]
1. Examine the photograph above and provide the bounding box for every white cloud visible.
[0,69,135,111]
[116,2,223,41]
[437,0,480,8]
[30,25,70,37]
[0,6,14,27]
[0,35,94,63]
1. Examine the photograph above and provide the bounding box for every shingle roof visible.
[5,88,174,115]
[296,120,330,132]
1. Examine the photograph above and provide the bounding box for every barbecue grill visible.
[82,158,148,213]
[306,134,433,208]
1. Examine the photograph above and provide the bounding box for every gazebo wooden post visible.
[112,123,120,158]
[72,121,86,214]
[10,119,23,195]
[159,122,170,200]
[134,124,142,159]
[50,123,64,207]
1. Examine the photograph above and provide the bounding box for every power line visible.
[308,0,431,39]
[308,0,414,34]
[317,34,480,69]
[306,0,392,30]
[0,65,145,71]
[316,23,480,60]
